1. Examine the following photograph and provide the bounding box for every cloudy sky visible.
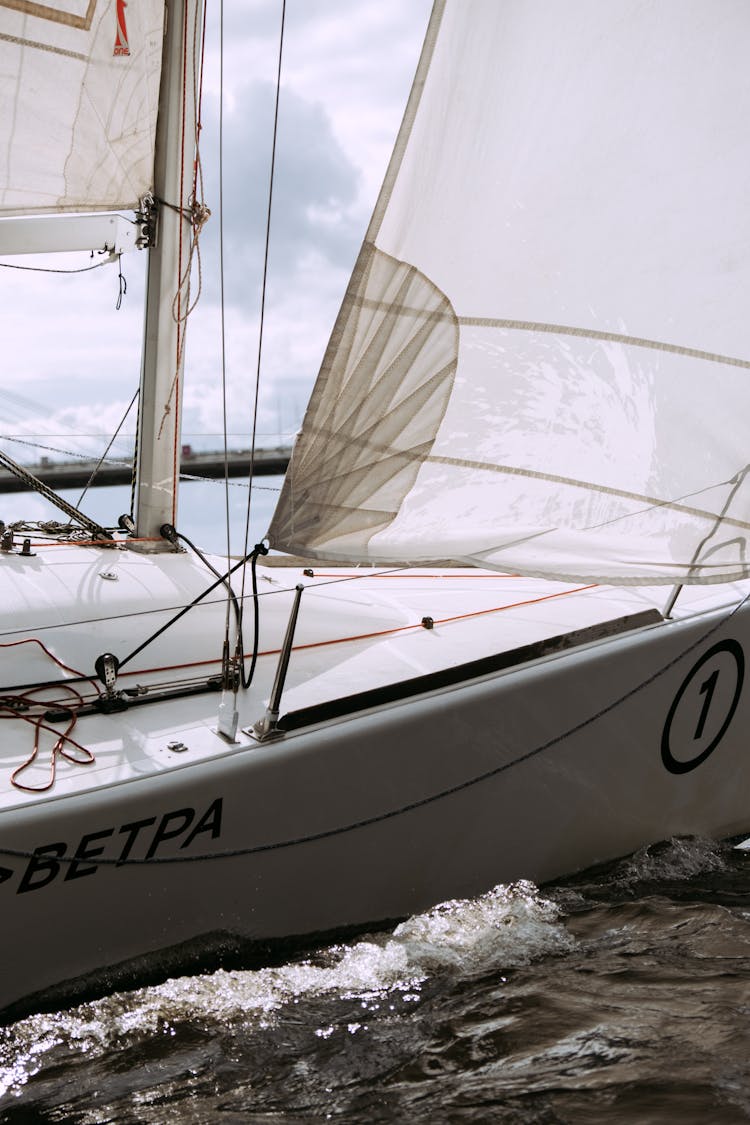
[0,0,432,468]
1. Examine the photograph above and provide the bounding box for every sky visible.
[0,0,432,469]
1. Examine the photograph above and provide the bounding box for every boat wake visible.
[0,880,570,1101]
[1,842,748,1123]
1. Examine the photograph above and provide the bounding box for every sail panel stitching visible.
[0,29,85,57]
[347,292,750,372]
[301,422,750,533]
[0,0,97,31]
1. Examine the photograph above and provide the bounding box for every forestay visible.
[270,0,750,585]
[0,0,163,214]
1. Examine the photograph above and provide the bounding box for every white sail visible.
[270,0,750,585]
[0,0,164,215]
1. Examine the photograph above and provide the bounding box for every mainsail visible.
[0,0,164,214]
[270,0,750,584]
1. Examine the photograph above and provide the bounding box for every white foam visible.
[0,880,572,1097]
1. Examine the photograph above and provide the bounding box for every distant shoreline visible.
[0,447,291,493]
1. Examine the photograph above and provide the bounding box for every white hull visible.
[1,541,749,1018]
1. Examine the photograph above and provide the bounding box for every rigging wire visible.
[0,251,128,311]
[114,542,266,675]
[218,0,234,662]
[171,528,264,690]
[233,0,288,690]
[0,257,115,276]
[0,434,132,465]
[70,389,139,513]
[0,448,111,538]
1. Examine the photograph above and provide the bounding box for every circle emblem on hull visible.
[661,639,744,775]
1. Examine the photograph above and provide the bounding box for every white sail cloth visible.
[0,0,163,214]
[270,0,750,584]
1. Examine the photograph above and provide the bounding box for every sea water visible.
[1,481,749,1123]
[0,840,749,1122]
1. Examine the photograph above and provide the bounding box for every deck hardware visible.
[250,583,305,742]
[664,583,683,619]
[44,707,75,722]
[421,616,434,629]
[118,513,136,535]
[94,652,128,712]
[216,696,239,742]
[167,740,188,752]
[0,530,13,552]
[19,538,34,557]
[99,570,119,581]
[303,568,314,577]
[159,522,186,552]
[215,640,241,742]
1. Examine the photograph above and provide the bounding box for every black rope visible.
[116,540,266,674]
[2,588,748,869]
[170,529,266,689]
[115,254,127,310]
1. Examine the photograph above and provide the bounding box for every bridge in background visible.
[0,447,291,493]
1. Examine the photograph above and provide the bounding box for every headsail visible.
[0,0,164,214]
[270,0,750,585]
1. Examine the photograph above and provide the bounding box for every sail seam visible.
[423,455,750,531]
[299,422,750,533]
[457,317,750,371]
[347,293,750,371]
[0,0,97,31]
[0,29,86,58]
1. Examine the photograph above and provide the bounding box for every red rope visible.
[0,637,90,679]
[7,684,95,793]
[2,582,597,789]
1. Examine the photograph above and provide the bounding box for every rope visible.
[115,254,127,310]
[9,688,95,793]
[2,589,747,866]
[0,450,111,538]
[0,641,100,793]
[173,529,264,689]
[114,545,263,673]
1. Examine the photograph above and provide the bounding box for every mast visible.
[134,0,203,540]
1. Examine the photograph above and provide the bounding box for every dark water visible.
[1,837,749,1123]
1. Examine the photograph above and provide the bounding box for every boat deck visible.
[0,541,745,813]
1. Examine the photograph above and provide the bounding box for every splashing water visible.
[1,843,748,1124]
[0,880,571,1103]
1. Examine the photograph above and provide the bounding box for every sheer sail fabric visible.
[0,0,163,214]
[270,0,750,584]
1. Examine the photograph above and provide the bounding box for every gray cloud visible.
[196,79,362,306]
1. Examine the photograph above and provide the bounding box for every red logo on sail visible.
[114,0,130,56]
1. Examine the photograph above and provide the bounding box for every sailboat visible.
[1,0,750,1021]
